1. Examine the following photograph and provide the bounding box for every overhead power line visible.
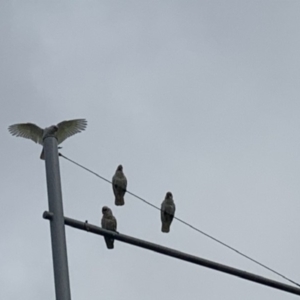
[43,211,300,297]
[59,153,300,288]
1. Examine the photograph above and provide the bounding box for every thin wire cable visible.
[60,153,300,288]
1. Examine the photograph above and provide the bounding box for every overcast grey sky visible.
[1,1,300,299]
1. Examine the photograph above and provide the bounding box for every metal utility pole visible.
[43,212,300,297]
[44,135,71,300]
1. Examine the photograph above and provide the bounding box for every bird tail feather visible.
[104,237,114,249]
[161,223,170,233]
[115,196,125,206]
[40,148,45,160]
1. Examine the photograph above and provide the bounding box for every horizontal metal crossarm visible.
[43,211,300,297]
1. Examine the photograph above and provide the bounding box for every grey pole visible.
[44,135,71,300]
[43,211,300,297]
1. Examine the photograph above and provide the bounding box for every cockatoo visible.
[161,192,176,233]
[101,206,117,249]
[112,165,127,206]
[8,119,87,159]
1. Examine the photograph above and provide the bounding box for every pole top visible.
[42,126,59,141]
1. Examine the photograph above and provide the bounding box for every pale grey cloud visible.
[1,1,300,299]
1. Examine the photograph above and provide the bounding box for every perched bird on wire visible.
[8,119,87,159]
[161,192,176,233]
[101,206,117,249]
[112,165,127,206]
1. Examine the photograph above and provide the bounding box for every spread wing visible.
[56,119,87,144]
[8,123,44,145]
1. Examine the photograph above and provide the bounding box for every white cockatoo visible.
[161,192,176,233]
[101,206,117,249]
[8,119,87,159]
[112,165,127,206]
